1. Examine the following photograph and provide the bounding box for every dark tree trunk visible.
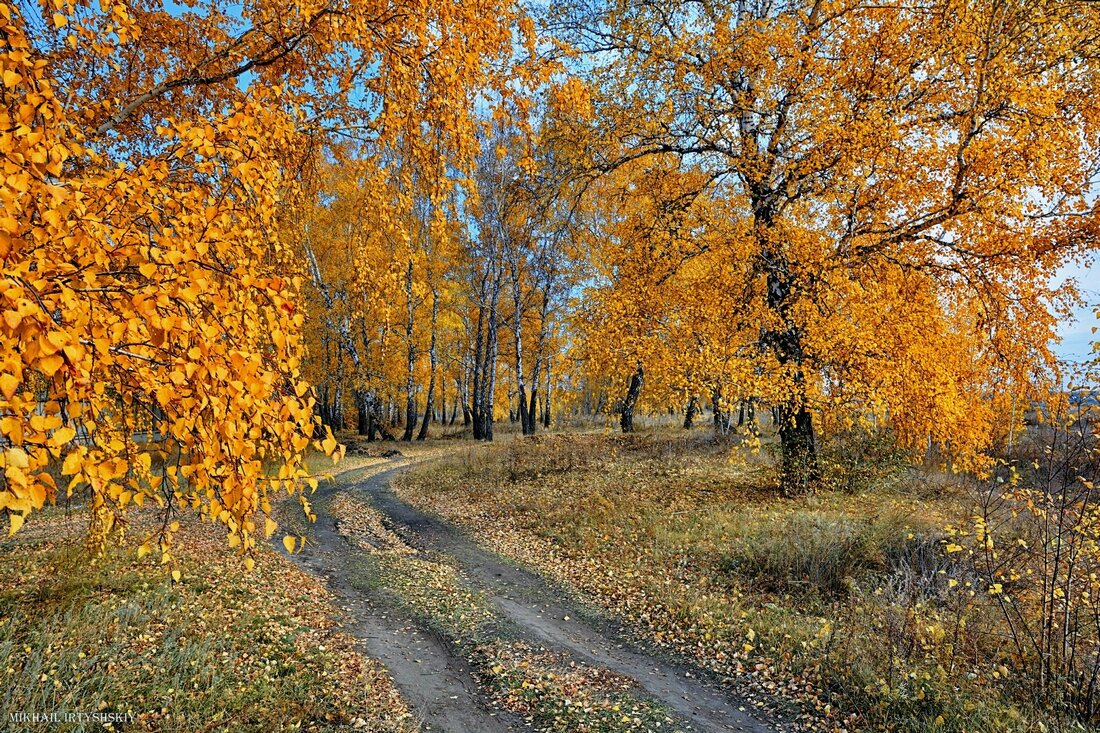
[518,387,532,433]
[416,289,440,441]
[746,399,758,435]
[471,304,486,440]
[620,364,644,433]
[542,360,551,428]
[506,229,535,436]
[527,351,541,434]
[683,395,699,429]
[356,390,370,436]
[450,381,460,425]
[461,374,471,426]
[402,391,417,441]
[759,215,818,493]
[416,371,435,441]
[712,388,732,434]
[480,271,501,442]
[439,362,448,425]
[777,396,817,495]
[402,259,417,442]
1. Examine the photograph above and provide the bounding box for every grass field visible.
[394,430,1083,733]
[0,508,416,733]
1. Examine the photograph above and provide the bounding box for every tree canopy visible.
[2,0,1098,544]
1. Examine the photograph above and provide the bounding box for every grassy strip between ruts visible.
[0,510,416,733]
[391,432,1076,733]
[328,490,683,733]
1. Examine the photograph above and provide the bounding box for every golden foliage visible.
[0,0,521,553]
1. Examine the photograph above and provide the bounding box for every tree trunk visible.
[459,376,470,426]
[356,390,370,436]
[509,256,534,436]
[450,379,460,425]
[760,222,818,493]
[542,359,551,428]
[746,399,758,435]
[471,302,486,439]
[440,364,448,426]
[712,387,732,434]
[332,385,345,431]
[474,258,503,442]
[483,295,499,440]
[527,351,541,434]
[620,364,644,433]
[777,395,817,495]
[416,289,439,441]
[402,259,417,442]
[683,395,698,429]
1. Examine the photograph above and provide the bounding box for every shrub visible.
[720,510,913,596]
[946,411,1100,724]
[819,427,912,493]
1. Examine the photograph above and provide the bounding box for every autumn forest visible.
[2,0,1100,731]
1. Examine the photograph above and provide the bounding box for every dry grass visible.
[0,510,417,733]
[394,430,1075,733]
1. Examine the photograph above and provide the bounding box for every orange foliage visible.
[0,0,521,554]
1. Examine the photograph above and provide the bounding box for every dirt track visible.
[290,459,775,733]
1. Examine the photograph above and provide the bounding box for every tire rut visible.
[287,464,519,733]
[357,466,778,733]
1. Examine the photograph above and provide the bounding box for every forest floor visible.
[1,429,1052,733]
[384,430,1050,733]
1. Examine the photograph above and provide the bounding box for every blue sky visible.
[1054,259,1098,364]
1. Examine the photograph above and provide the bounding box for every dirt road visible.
[290,460,776,733]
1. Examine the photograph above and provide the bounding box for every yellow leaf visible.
[8,512,24,536]
[0,373,18,400]
[61,451,82,476]
[5,447,29,469]
[244,557,255,571]
[137,543,151,559]
[38,354,64,377]
[265,517,277,538]
[171,569,181,583]
[282,535,296,553]
[53,426,75,445]
[52,13,67,28]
